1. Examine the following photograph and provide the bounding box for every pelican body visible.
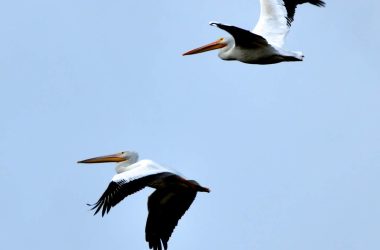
[183,0,325,64]
[78,151,209,250]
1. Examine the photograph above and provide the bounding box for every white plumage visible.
[253,0,292,48]
[111,159,168,182]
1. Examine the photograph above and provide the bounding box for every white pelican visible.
[183,0,325,64]
[78,151,210,250]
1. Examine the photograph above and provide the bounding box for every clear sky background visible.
[0,1,379,250]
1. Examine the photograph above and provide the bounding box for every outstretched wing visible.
[89,160,174,217]
[145,176,198,250]
[252,0,325,47]
[210,22,269,49]
[89,173,169,216]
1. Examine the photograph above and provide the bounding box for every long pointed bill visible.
[183,38,226,56]
[78,153,127,164]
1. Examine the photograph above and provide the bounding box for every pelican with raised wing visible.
[78,151,209,250]
[183,0,325,64]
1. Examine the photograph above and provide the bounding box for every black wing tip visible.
[209,21,220,27]
[147,238,164,250]
[312,0,326,7]
[86,202,107,216]
[286,1,325,26]
[86,203,97,212]
[209,21,233,28]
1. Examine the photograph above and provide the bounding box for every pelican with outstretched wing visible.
[183,0,325,64]
[78,151,210,250]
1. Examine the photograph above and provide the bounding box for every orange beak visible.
[77,152,127,164]
[183,38,227,56]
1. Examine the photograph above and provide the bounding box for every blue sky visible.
[0,1,379,249]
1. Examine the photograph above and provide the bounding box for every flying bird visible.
[78,151,209,250]
[183,0,325,64]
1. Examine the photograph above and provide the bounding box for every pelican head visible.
[78,151,139,165]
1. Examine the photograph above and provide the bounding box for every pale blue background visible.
[0,1,379,249]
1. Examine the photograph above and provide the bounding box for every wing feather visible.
[145,177,198,250]
[89,173,171,217]
[253,0,325,47]
[89,161,175,217]
[210,22,268,48]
